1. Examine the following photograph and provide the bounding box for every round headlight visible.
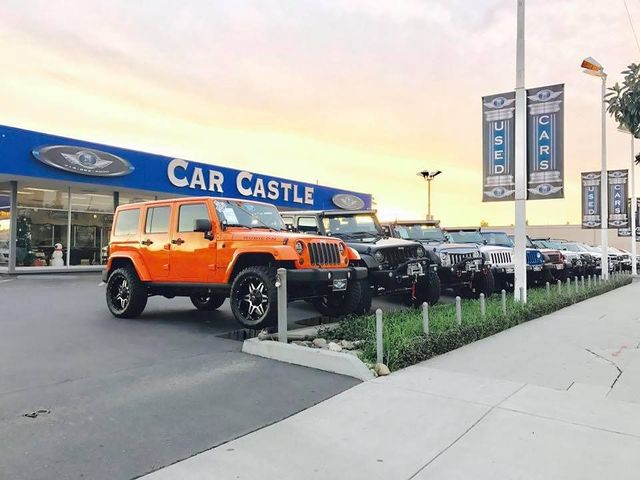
[374,250,385,263]
[338,243,345,254]
[295,241,304,255]
[416,246,425,258]
[537,252,542,258]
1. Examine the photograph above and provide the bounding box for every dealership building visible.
[0,125,371,274]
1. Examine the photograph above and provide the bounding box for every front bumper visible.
[370,259,434,291]
[287,266,367,283]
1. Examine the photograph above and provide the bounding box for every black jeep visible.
[282,210,440,314]
[384,220,494,297]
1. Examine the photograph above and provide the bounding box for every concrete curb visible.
[242,338,374,381]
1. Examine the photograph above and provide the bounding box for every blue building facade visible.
[0,125,371,272]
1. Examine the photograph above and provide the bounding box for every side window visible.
[281,216,294,227]
[114,209,140,236]
[297,217,319,234]
[145,206,171,234]
[178,203,209,232]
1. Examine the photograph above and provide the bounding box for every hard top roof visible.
[116,196,273,209]
[283,209,378,216]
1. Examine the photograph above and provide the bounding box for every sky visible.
[0,0,639,225]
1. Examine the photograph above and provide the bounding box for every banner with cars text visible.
[607,169,629,228]
[482,91,516,202]
[526,84,564,199]
[581,171,601,229]
[617,198,639,238]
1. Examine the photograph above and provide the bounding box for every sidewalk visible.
[144,282,640,480]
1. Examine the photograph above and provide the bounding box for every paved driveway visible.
[0,274,358,480]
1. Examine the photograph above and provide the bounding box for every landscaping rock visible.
[257,329,270,341]
[312,338,327,348]
[375,363,390,376]
[340,340,355,350]
[328,342,342,352]
[292,341,306,347]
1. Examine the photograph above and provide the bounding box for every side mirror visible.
[285,224,296,232]
[194,218,214,240]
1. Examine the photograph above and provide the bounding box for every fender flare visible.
[223,246,298,282]
[106,252,151,281]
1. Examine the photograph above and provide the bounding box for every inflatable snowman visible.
[50,243,64,267]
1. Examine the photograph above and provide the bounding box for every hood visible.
[345,236,420,254]
[226,228,338,245]
[479,245,512,253]
[425,242,480,254]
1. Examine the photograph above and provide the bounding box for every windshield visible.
[536,240,566,250]
[214,200,285,231]
[394,224,445,242]
[480,232,513,247]
[322,214,382,237]
[563,243,586,253]
[446,230,484,244]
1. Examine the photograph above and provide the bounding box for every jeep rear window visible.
[114,209,140,236]
[145,206,171,234]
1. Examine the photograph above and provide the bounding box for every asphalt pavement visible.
[0,273,360,480]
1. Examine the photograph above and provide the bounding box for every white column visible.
[632,133,637,276]
[514,0,527,302]
[601,76,609,279]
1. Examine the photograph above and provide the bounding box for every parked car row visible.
[102,196,635,329]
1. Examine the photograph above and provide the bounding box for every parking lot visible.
[0,274,366,480]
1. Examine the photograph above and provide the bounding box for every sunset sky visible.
[1,0,639,225]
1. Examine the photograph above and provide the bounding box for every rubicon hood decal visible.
[32,145,134,177]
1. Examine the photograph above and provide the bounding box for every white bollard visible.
[574,277,579,295]
[546,282,550,297]
[479,293,485,318]
[422,302,429,335]
[581,276,585,291]
[501,289,507,315]
[455,296,462,325]
[376,308,383,364]
[276,268,288,343]
[557,279,561,295]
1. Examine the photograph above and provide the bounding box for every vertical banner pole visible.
[601,75,609,279]
[514,0,527,303]
[632,134,637,276]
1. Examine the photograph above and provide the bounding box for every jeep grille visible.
[490,251,512,265]
[526,250,544,265]
[547,253,562,263]
[449,252,476,265]
[382,247,417,267]
[308,241,341,266]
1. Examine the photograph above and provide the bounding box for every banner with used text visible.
[581,171,601,228]
[526,84,564,199]
[482,92,516,201]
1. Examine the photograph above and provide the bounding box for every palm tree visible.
[606,63,640,164]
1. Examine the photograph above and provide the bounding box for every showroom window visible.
[16,186,70,267]
[70,191,114,266]
[0,183,11,271]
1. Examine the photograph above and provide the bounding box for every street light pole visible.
[417,170,442,221]
[631,133,637,276]
[582,57,609,279]
[513,0,527,303]
[601,73,609,279]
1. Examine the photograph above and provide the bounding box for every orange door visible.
[170,201,217,282]
[139,204,172,278]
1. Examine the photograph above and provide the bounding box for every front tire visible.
[230,266,278,329]
[312,279,366,317]
[106,267,147,318]
[471,270,495,297]
[412,270,440,306]
[190,293,226,311]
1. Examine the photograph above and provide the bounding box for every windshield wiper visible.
[229,203,283,232]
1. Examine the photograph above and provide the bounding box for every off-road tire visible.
[106,266,148,318]
[312,279,366,317]
[412,270,440,307]
[190,293,226,311]
[230,266,278,329]
[471,270,495,298]
[352,279,373,314]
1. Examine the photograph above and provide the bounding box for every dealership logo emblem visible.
[332,193,365,210]
[32,145,134,177]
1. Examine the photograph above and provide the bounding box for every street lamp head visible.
[581,57,606,77]
[417,170,443,180]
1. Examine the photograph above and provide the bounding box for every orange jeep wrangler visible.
[103,197,367,329]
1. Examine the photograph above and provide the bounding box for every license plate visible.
[332,279,347,291]
[407,263,422,276]
[555,264,564,270]
[533,265,542,271]
[466,260,481,271]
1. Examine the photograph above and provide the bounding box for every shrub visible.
[322,275,632,371]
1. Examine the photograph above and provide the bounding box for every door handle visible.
[141,239,154,246]
[171,238,185,245]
